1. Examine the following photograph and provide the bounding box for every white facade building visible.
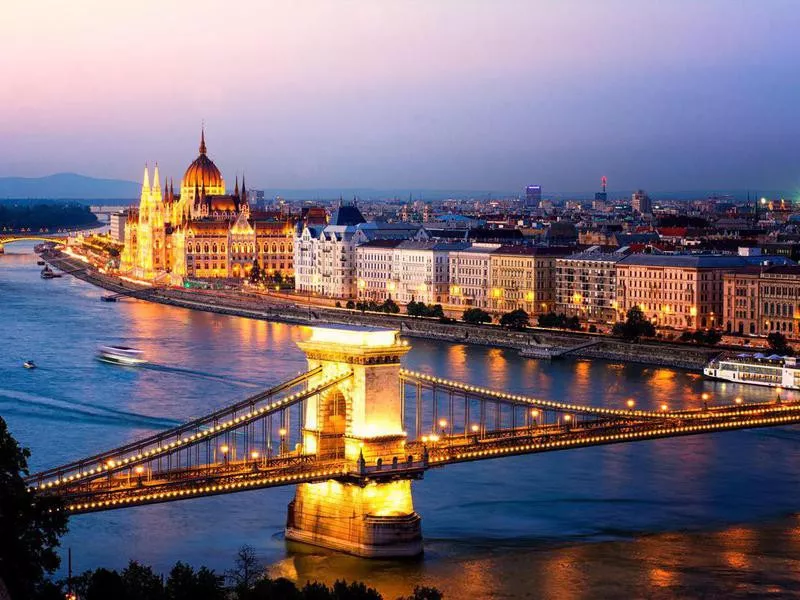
[294,206,424,300]
[448,244,500,309]
[110,210,128,242]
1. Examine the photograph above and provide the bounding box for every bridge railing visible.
[27,366,335,489]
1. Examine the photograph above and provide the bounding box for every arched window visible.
[204,243,209,254]
[212,243,218,254]
[221,243,226,253]
[272,244,277,253]
[280,243,285,253]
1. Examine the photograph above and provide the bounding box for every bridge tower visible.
[285,325,422,557]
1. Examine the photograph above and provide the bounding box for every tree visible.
[345,300,355,310]
[226,545,261,592]
[612,306,655,341]
[703,329,722,346]
[428,304,445,319]
[121,561,166,600]
[462,307,492,325]
[403,586,445,600]
[249,261,262,285]
[82,568,126,600]
[768,331,795,356]
[0,417,68,600]
[500,309,529,330]
[166,562,196,600]
[193,567,226,600]
[382,298,400,314]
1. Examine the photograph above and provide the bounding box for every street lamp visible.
[530,408,539,428]
[701,392,710,410]
[563,414,572,429]
[626,399,635,410]
[438,418,448,436]
[220,444,229,464]
[660,404,668,412]
[735,397,743,405]
[279,428,287,455]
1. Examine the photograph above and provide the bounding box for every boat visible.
[37,260,45,266]
[704,352,800,390]
[23,360,37,369]
[40,266,61,279]
[97,345,147,366]
[100,295,118,302]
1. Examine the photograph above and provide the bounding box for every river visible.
[2,242,800,599]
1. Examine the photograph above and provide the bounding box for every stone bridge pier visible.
[285,325,423,557]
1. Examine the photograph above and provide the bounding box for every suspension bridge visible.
[28,325,800,557]
[0,235,65,253]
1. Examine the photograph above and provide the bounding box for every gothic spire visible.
[199,125,207,155]
[152,164,161,192]
[142,164,150,193]
[234,175,239,197]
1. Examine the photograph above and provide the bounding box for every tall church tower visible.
[135,164,167,279]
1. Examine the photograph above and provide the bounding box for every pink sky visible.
[2,0,799,191]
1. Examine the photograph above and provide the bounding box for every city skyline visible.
[3,1,800,192]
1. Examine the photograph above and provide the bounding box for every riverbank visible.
[41,250,720,370]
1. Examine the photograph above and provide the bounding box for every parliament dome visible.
[183,129,224,190]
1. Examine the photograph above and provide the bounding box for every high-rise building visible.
[524,185,542,207]
[631,189,652,215]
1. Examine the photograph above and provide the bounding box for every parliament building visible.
[121,129,295,283]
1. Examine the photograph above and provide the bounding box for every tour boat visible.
[704,352,800,390]
[97,345,147,366]
[40,266,57,279]
[23,360,37,369]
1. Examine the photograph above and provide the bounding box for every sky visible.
[2,0,800,193]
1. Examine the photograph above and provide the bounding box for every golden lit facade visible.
[121,129,296,282]
[724,266,800,339]
[488,247,567,315]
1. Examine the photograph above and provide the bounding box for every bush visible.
[407,301,445,318]
[588,324,597,333]
[462,308,492,325]
[500,309,530,330]
[768,331,795,356]
[345,300,355,310]
[612,306,655,341]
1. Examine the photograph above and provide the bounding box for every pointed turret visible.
[152,164,161,193]
[141,164,151,194]
[163,176,170,202]
[199,126,207,155]
[240,174,247,203]
[234,175,239,197]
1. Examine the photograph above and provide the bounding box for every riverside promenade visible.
[42,250,720,371]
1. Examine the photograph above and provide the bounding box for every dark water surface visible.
[2,243,800,599]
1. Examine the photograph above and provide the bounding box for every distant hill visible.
[0,173,139,201]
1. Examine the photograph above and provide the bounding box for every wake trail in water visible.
[0,388,180,428]
[135,363,262,388]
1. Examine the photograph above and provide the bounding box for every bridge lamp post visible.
[279,428,287,455]
[470,424,479,442]
[735,397,743,407]
[530,409,539,429]
[251,450,260,470]
[563,414,572,430]
[701,392,710,411]
[776,387,783,404]
[220,444,229,465]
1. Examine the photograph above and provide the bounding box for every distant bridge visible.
[29,326,800,558]
[0,235,66,252]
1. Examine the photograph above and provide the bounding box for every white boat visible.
[23,360,37,369]
[97,345,147,366]
[704,352,800,390]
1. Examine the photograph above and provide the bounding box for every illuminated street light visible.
[470,424,479,433]
[251,451,260,460]
[660,404,668,412]
[626,399,635,409]
[135,466,144,475]
[735,397,743,405]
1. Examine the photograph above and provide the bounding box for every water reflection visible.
[2,246,800,599]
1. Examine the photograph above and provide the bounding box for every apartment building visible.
[555,246,630,322]
[487,246,570,315]
[616,255,762,330]
[447,244,500,309]
[724,266,800,338]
